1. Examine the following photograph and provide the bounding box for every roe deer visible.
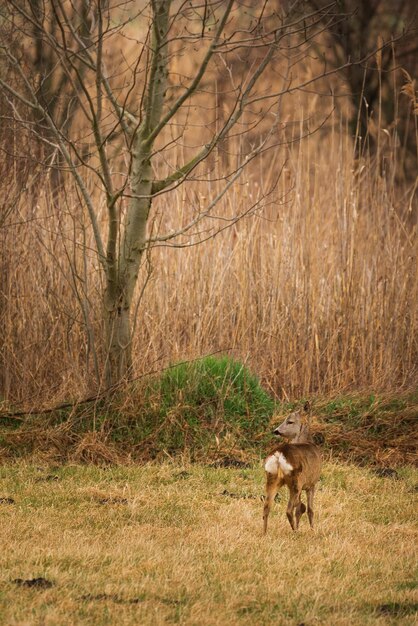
[263,403,322,533]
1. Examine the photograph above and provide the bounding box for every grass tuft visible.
[108,355,275,461]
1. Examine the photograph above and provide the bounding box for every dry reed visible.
[0,108,416,406]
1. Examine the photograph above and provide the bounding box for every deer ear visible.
[303,401,310,413]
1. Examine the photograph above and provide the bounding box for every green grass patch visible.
[121,355,275,450]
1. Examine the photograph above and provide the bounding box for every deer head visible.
[272,402,311,441]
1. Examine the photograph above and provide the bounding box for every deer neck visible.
[292,423,312,443]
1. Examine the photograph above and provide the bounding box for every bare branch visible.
[144,0,234,145]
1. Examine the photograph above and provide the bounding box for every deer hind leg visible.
[306,486,315,529]
[295,495,307,530]
[286,489,302,531]
[263,472,281,534]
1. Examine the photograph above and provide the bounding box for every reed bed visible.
[0,112,416,406]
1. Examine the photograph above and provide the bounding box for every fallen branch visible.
[0,348,232,420]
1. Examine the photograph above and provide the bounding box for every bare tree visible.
[0,0,372,388]
[307,0,418,169]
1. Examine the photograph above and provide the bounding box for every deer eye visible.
[287,420,294,424]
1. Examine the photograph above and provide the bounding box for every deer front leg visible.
[263,471,281,534]
[295,495,307,530]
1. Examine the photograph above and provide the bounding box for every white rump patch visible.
[265,452,294,475]
[264,455,279,474]
[276,452,293,474]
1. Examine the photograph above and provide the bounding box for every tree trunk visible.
[104,294,132,388]
[103,0,170,387]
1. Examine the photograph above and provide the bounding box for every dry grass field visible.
[0,462,417,625]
